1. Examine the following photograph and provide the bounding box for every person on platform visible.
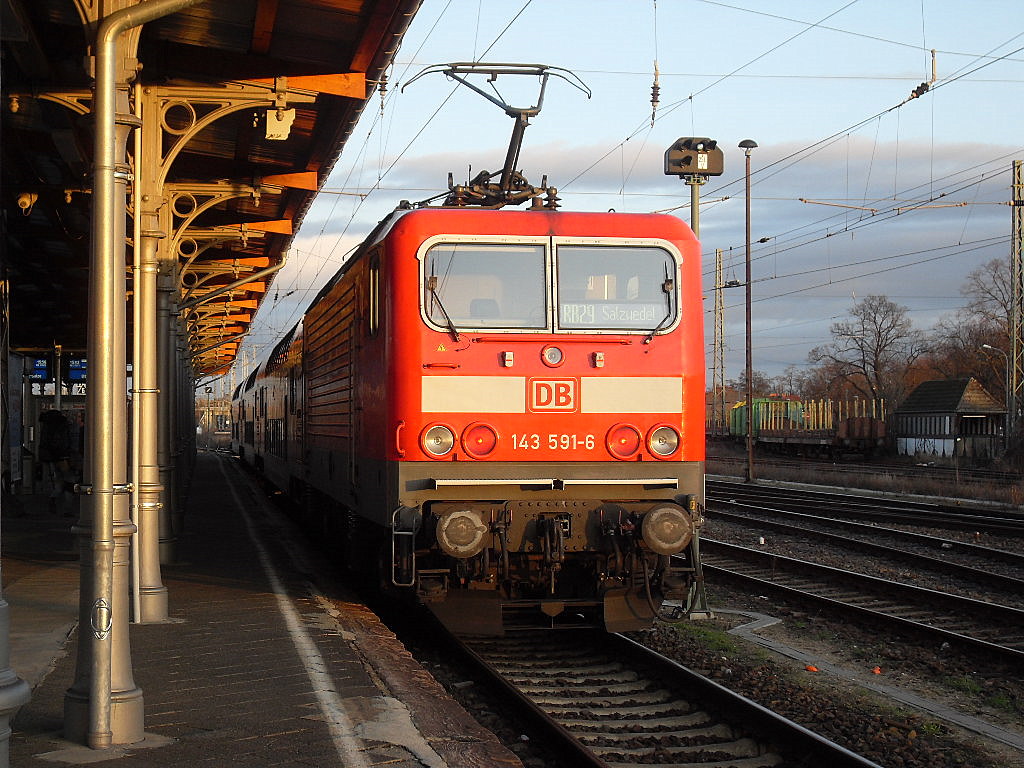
[37,408,73,515]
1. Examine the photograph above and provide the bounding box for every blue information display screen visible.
[28,357,50,382]
[68,358,87,382]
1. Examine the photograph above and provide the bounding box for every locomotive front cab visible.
[387,210,705,634]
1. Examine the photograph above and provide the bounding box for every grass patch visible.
[706,456,1020,506]
[919,721,945,738]
[945,674,984,696]
[985,693,1019,714]
[670,621,743,655]
[942,676,1019,715]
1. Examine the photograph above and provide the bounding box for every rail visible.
[701,539,1024,667]
[447,629,884,768]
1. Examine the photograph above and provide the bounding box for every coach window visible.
[555,245,678,331]
[423,243,547,329]
[368,253,381,335]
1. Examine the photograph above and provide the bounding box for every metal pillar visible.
[131,128,169,621]
[64,0,206,748]
[156,273,178,564]
[53,344,63,410]
[685,175,706,239]
[171,323,185,535]
[713,249,725,433]
[1011,160,1022,439]
[139,84,311,562]
[679,174,714,619]
[174,329,188,523]
[64,25,143,755]
[132,82,182,581]
[0,586,30,767]
[0,356,32,768]
[740,140,757,483]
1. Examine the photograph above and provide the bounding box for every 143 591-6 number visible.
[512,433,595,450]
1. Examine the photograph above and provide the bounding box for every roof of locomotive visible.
[306,205,696,308]
[247,204,698,392]
[382,205,696,241]
[250,204,700,379]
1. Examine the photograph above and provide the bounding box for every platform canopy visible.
[1,0,421,376]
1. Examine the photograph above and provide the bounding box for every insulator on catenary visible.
[650,61,661,126]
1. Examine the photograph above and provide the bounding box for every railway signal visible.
[664,137,724,178]
[664,137,723,239]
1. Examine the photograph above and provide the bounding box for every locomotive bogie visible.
[424,498,696,559]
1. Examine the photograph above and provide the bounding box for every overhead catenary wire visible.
[238,5,1021,373]
[691,0,1024,62]
[238,0,538,364]
[699,152,1018,273]
[699,35,1024,206]
[561,0,863,191]
[722,234,1005,294]
[712,236,1006,316]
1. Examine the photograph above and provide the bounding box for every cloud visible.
[243,130,1015,382]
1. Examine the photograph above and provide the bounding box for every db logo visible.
[529,378,577,412]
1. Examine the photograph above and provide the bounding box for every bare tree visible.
[727,369,774,398]
[962,256,1012,334]
[768,365,822,399]
[808,295,926,403]
[926,255,1010,402]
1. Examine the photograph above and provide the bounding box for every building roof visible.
[1,0,422,376]
[895,378,1005,415]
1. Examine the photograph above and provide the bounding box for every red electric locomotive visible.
[233,204,705,633]
[233,62,705,633]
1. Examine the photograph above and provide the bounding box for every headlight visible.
[647,425,680,457]
[541,345,564,367]
[422,424,455,457]
[641,504,694,555]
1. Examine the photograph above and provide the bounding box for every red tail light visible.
[462,422,498,458]
[606,424,641,459]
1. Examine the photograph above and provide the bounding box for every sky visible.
[228,0,1024,392]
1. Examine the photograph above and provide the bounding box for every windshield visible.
[555,245,678,331]
[423,243,547,329]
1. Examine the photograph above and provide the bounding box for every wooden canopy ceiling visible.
[1,0,421,376]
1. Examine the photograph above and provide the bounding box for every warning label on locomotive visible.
[529,378,577,412]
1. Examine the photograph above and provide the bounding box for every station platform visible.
[6,451,521,767]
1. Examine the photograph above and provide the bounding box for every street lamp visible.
[981,343,1010,451]
[204,386,213,450]
[739,139,757,483]
[954,436,962,486]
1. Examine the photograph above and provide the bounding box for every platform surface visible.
[6,451,520,767]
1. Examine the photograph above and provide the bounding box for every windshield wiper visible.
[643,270,675,345]
[427,275,461,342]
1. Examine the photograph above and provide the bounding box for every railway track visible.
[700,539,1024,666]
[709,454,1021,489]
[707,479,1024,535]
[704,502,1024,598]
[452,629,882,768]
